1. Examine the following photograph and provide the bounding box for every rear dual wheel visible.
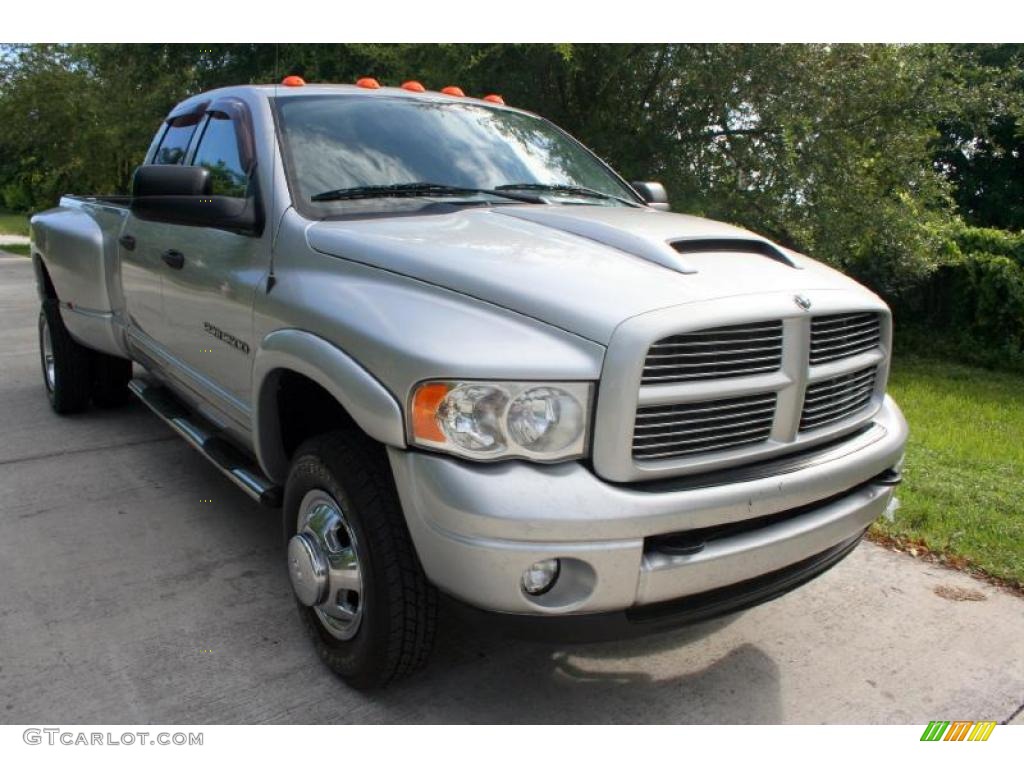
[38,298,132,414]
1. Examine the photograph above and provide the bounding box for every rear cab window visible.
[191,113,249,198]
[153,115,201,165]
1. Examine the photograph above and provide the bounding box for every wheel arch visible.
[33,254,58,301]
[253,329,407,483]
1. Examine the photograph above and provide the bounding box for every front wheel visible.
[283,432,438,690]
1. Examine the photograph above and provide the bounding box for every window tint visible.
[153,117,199,165]
[192,114,248,198]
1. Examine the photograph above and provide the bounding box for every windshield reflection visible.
[275,96,637,212]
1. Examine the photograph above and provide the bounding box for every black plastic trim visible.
[445,531,866,644]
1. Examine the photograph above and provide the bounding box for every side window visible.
[153,116,199,165]
[192,114,249,198]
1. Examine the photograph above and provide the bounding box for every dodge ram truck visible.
[30,77,908,690]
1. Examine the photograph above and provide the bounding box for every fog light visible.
[521,558,560,596]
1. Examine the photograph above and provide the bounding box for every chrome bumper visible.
[388,395,908,617]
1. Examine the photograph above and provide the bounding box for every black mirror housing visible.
[132,165,211,197]
[129,165,263,236]
[631,181,670,211]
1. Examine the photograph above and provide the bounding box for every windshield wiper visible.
[311,182,542,203]
[494,183,639,206]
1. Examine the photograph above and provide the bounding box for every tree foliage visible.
[0,43,1020,350]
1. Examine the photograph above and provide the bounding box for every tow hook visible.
[874,468,903,487]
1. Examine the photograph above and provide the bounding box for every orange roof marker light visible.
[356,77,381,89]
[482,94,505,105]
[441,86,465,97]
[281,75,306,87]
[401,80,426,92]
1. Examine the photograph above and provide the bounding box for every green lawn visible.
[0,243,30,256]
[874,355,1024,588]
[0,209,30,237]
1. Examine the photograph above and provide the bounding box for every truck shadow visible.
[368,607,783,724]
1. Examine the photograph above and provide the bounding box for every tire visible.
[91,351,133,408]
[39,298,93,414]
[283,431,438,690]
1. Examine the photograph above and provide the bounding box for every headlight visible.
[410,380,592,461]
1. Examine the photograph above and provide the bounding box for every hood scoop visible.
[670,238,800,269]
[493,207,799,274]
[494,207,697,274]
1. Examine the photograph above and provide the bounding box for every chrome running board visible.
[128,377,282,507]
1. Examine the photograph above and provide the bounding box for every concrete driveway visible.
[0,253,1021,724]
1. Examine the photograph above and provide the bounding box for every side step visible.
[128,378,283,507]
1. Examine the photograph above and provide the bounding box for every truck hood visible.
[307,205,871,344]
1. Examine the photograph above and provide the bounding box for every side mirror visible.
[631,181,670,211]
[129,165,263,236]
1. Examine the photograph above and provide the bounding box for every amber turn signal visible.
[411,382,452,442]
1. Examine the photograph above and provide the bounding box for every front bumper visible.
[388,395,908,620]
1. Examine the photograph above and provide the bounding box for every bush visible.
[894,223,1024,369]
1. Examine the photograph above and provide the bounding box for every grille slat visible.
[634,425,774,451]
[642,365,781,383]
[636,395,777,417]
[649,336,781,349]
[636,433,775,460]
[801,403,871,430]
[802,372,875,401]
[633,393,776,460]
[802,386,875,415]
[634,406,777,431]
[646,345,782,359]
[811,322,879,341]
[633,415,779,441]
[644,353,783,371]
[809,312,881,365]
[642,321,783,385]
[799,367,877,431]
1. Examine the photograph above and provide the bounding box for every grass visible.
[873,355,1024,588]
[0,208,30,237]
[0,243,30,256]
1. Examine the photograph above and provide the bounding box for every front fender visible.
[253,329,406,482]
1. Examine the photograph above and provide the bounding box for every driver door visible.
[149,103,268,431]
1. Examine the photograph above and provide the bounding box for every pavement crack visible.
[1002,699,1024,725]
[0,435,177,468]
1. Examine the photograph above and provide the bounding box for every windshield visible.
[273,95,641,214]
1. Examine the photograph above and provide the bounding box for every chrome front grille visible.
[810,312,881,364]
[633,393,777,460]
[641,321,783,384]
[800,366,877,432]
[605,301,891,481]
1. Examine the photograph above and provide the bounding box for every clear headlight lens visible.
[436,384,507,453]
[507,387,585,453]
[410,380,592,461]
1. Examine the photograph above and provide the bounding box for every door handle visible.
[161,249,185,270]
[118,234,136,251]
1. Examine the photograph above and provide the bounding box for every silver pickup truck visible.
[30,79,907,689]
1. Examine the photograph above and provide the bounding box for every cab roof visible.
[169,82,526,119]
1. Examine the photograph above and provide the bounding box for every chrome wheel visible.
[39,311,55,392]
[288,489,365,641]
